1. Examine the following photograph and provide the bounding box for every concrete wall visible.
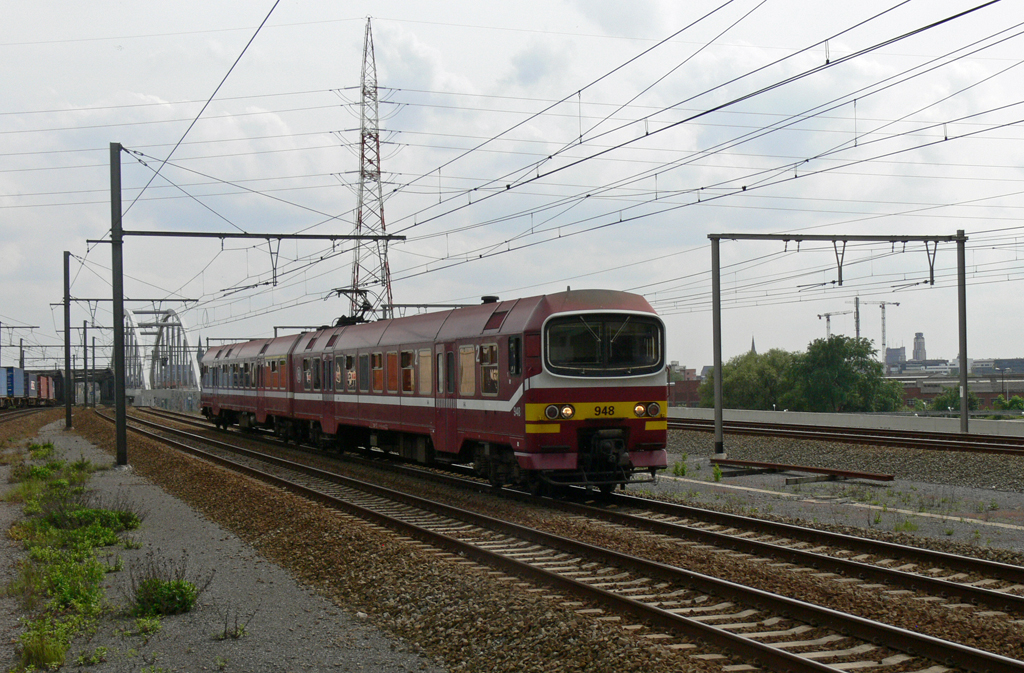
[668,406,1024,437]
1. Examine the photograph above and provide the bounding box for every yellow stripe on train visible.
[524,402,668,423]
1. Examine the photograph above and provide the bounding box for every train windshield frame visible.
[544,312,664,377]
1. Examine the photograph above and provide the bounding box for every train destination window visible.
[418,349,431,395]
[372,353,384,393]
[401,351,415,393]
[358,354,370,392]
[545,313,663,377]
[481,344,498,395]
[459,345,476,396]
[386,352,399,393]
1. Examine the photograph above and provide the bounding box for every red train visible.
[199,289,668,492]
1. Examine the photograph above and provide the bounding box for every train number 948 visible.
[594,405,616,417]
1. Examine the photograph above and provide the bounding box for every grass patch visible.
[2,442,146,670]
[126,550,214,617]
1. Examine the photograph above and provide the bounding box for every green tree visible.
[698,349,796,410]
[929,386,980,412]
[993,395,1024,411]
[789,336,895,412]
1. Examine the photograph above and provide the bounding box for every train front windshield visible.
[545,313,664,377]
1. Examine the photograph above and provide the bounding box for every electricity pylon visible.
[348,17,393,321]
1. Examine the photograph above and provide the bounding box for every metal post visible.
[957,229,969,433]
[854,296,860,339]
[111,143,128,466]
[82,320,88,409]
[711,236,725,457]
[64,251,72,428]
[19,339,24,369]
[92,336,96,406]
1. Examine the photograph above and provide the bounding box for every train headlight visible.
[545,404,560,420]
[646,402,661,418]
[634,403,647,417]
[560,405,575,419]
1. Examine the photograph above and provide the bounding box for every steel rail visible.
[104,411,1024,673]
[669,418,1024,455]
[139,408,1024,590]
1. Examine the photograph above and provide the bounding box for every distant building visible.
[912,332,926,361]
[884,347,906,375]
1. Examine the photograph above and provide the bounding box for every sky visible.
[3,0,1024,374]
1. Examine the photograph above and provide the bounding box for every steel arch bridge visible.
[123,308,202,409]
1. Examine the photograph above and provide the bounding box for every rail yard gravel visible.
[4,408,1024,671]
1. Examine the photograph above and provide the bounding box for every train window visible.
[459,346,476,396]
[302,359,312,391]
[312,358,322,391]
[335,359,343,391]
[325,358,333,391]
[346,355,356,391]
[372,353,384,392]
[305,337,317,351]
[545,314,663,377]
[386,352,399,393]
[481,344,499,395]
[508,336,522,376]
[446,351,455,394]
[244,363,251,388]
[401,351,415,393]
[280,359,286,389]
[436,353,444,394]
[358,354,370,392]
[418,349,431,395]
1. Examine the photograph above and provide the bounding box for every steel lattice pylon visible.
[349,17,393,321]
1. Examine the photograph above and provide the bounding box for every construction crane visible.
[861,301,900,349]
[817,310,852,338]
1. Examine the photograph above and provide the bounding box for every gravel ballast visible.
[4,408,1024,671]
[4,411,708,673]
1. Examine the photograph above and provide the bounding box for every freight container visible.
[4,367,26,397]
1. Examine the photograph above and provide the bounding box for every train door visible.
[322,356,335,433]
[434,343,458,456]
[255,356,267,422]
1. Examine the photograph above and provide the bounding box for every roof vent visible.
[481,295,499,304]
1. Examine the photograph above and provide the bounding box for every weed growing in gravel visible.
[712,464,722,482]
[3,447,144,670]
[212,598,259,640]
[75,645,109,666]
[894,518,919,533]
[126,550,214,617]
[29,440,55,460]
[672,461,686,477]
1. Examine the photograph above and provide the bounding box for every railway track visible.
[139,408,1024,614]
[0,407,45,425]
[670,418,1024,455]
[113,410,1024,673]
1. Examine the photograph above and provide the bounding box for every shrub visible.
[126,550,213,617]
[134,578,199,616]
